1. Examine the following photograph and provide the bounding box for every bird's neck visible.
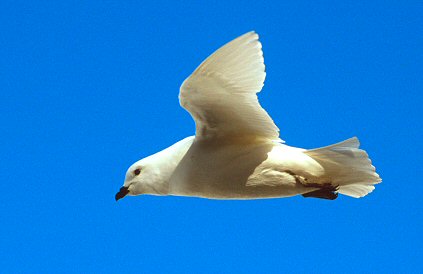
[148,136,194,194]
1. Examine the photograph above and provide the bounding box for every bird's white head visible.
[115,157,169,201]
[115,136,195,201]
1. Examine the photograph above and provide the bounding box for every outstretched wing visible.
[179,31,281,141]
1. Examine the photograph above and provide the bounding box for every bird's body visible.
[116,31,381,201]
[170,137,313,199]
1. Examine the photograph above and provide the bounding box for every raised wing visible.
[179,31,281,141]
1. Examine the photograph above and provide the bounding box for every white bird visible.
[115,31,381,201]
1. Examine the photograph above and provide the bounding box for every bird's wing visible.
[179,31,282,142]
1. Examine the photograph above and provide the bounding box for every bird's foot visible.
[302,183,339,200]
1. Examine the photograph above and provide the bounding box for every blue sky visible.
[1,1,422,273]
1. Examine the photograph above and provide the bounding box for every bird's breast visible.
[169,140,276,197]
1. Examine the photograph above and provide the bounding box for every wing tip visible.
[241,30,260,42]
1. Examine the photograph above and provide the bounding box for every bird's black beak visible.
[115,186,129,201]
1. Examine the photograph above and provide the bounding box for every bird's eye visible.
[134,168,141,176]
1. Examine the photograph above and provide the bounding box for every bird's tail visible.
[305,137,381,198]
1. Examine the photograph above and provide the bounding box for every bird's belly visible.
[169,141,313,199]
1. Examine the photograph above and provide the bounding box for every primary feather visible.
[179,31,280,141]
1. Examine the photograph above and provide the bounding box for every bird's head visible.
[115,158,168,201]
[115,136,194,201]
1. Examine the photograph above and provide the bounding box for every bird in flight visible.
[115,31,381,202]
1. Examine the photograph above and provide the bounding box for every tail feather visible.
[305,137,381,198]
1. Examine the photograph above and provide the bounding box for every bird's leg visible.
[283,170,339,200]
[302,183,339,200]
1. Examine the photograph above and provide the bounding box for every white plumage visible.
[179,31,279,141]
[115,31,381,201]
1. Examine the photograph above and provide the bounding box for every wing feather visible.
[179,31,281,141]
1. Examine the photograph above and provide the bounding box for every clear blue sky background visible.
[1,1,422,273]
